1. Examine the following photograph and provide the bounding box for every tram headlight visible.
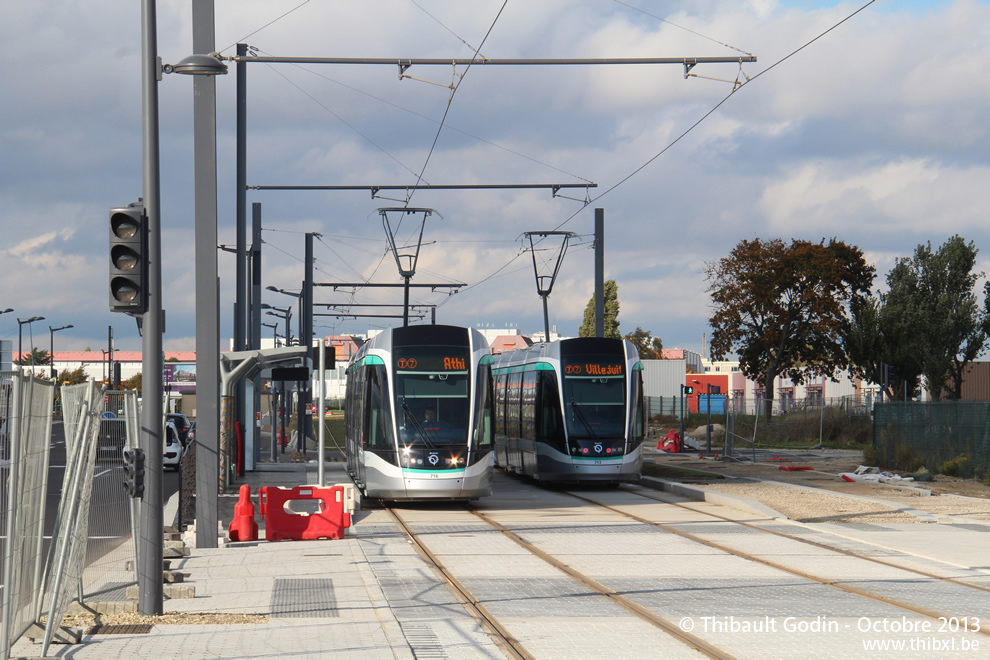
[448,456,463,465]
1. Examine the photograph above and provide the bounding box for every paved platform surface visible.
[11,460,990,659]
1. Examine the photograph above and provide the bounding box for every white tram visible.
[344,324,494,500]
[491,337,645,483]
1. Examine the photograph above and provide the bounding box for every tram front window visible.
[395,347,471,466]
[562,356,626,455]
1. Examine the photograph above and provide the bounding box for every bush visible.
[937,455,972,477]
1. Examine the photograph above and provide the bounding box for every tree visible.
[578,279,620,338]
[890,237,988,400]
[707,238,874,418]
[15,347,50,365]
[623,327,663,359]
[845,292,922,401]
[58,366,88,386]
[121,372,142,394]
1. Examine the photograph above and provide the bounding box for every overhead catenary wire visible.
[405,1,508,208]
[464,0,879,296]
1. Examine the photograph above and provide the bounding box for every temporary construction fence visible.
[1,380,139,660]
[722,396,873,459]
[0,371,55,660]
[873,401,990,479]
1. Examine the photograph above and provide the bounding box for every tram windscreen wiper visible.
[570,398,598,440]
[401,399,435,448]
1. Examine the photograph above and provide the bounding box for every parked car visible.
[163,421,184,470]
[97,416,128,459]
[167,413,192,446]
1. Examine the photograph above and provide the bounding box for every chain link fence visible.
[873,401,990,479]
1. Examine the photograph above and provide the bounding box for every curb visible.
[638,475,787,520]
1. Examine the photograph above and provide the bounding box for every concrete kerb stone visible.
[640,472,959,524]
[639,475,787,520]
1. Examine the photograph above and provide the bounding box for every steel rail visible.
[467,507,737,660]
[386,507,532,660]
[624,484,990,594]
[562,489,990,639]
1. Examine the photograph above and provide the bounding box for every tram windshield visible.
[561,356,626,440]
[394,346,471,449]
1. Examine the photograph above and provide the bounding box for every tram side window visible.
[628,368,645,450]
[473,364,494,448]
[350,368,366,448]
[538,371,565,453]
[365,366,392,451]
[521,371,537,442]
[494,374,507,438]
[506,372,523,440]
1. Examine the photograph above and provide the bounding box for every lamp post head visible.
[165,54,228,76]
[0,308,12,314]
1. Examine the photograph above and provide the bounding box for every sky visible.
[1,0,987,359]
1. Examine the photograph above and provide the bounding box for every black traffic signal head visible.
[109,202,148,314]
[123,446,145,498]
[684,386,693,394]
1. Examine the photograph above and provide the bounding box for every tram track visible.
[386,506,533,660]
[387,504,737,660]
[559,485,990,639]
[622,484,990,593]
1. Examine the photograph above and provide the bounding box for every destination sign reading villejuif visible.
[564,363,623,376]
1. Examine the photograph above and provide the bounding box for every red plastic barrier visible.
[656,429,681,453]
[258,485,351,541]
[228,484,259,542]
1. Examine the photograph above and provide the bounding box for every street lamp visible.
[263,305,293,346]
[17,316,45,371]
[267,286,314,453]
[49,324,73,379]
[0,308,13,315]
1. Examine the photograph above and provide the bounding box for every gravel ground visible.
[648,447,990,524]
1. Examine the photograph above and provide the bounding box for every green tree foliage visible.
[623,327,663,359]
[707,238,874,417]
[121,372,142,395]
[578,279,620,338]
[15,347,50,365]
[848,236,989,401]
[58,366,88,386]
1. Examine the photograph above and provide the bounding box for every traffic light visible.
[123,447,145,498]
[684,386,693,394]
[109,202,148,315]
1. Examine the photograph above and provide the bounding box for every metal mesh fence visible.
[38,381,102,653]
[78,390,138,600]
[1,372,54,659]
[725,396,873,457]
[873,401,990,479]
[645,396,679,419]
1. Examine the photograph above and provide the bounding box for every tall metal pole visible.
[594,208,604,338]
[302,233,314,446]
[139,0,164,614]
[193,0,220,549]
[250,203,263,469]
[234,42,248,468]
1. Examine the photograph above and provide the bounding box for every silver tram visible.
[491,337,645,483]
[344,324,495,500]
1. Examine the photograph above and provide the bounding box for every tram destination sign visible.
[396,353,467,372]
[564,363,623,376]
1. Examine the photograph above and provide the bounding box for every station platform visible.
[11,458,990,659]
